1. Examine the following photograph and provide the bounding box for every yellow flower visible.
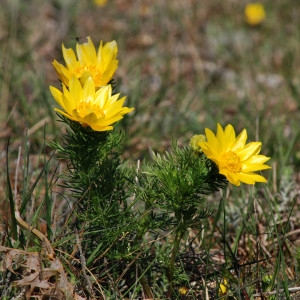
[50,76,134,131]
[219,284,227,295]
[245,3,266,26]
[219,279,228,295]
[52,36,118,88]
[94,0,107,6]
[199,123,271,186]
[178,286,189,296]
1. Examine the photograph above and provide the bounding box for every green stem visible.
[166,229,185,298]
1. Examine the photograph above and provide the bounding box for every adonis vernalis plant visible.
[47,37,271,298]
[3,35,272,299]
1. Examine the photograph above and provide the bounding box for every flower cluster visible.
[50,36,133,131]
[50,37,270,186]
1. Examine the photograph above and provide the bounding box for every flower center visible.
[220,151,242,173]
[76,100,104,119]
[73,64,102,86]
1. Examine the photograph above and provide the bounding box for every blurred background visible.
[1,0,300,162]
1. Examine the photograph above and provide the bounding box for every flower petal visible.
[216,123,226,153]
[77,36,97,65]
[242,163,271,172]
[62,45,78,70]
[83,77,96,103]
[238,142,261,161]
[204,128,219,151]
[50,86,66,110]
[225,172,241,186]
[246,155,271,164]
[224,124,237,150]
[54,108,78,122]
[238,172,267,184]
[231,128,247,152]
[68,77,82,109]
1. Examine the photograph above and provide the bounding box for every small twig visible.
[51,209,58,243]
[27,117,50,136]
[140,272,154,300]
[116,251,142,284]
[89,235,120,266]
[14,210,55,258]
[252,286,300,297]
[202,277,209,299]
[104,257,121,297]
[51,163,63,243]
[75,229,94,297]
[55,248,105,298]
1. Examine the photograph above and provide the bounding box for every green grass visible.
[1,1,300,299]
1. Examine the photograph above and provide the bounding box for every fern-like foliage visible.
[138,141,228,232]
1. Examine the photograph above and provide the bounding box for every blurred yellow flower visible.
[219,280,228,295]
[245,3,266,26]
[219,283,227,295]
[94,0,107,7]
[50,76,134,131]
[190,134,206,153]
[178,286,189,295]
[52,36,118,88]
[199,123,271,186]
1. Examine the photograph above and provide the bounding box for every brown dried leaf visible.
[0,245,86,300]
[14,270,53,289]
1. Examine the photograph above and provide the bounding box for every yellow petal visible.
[238,142,261,161]
[69,76,83,105]
[216,123,227,153]
[49,86,65,110]
[62,44,78,70]
[77,36,97,65]
[224,124,237,149]
[204,128,219,152]
[100,41,118,74]
[238,172,267,184]
[242,163,271,172]
[104,98,126,115]
[54,108,78,122]
[92,124,113,131]
[225,172,241,186]
[246,155,271,164]
[231,129,247,152]
[83,77,96,103]
[199,142,221,164]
